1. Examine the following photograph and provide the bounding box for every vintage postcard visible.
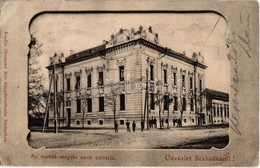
[0,0,259,166]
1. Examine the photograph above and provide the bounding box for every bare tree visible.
[105,81,124,131]
[28,36,46,119]
[79,90,91,128]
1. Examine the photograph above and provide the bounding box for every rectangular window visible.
[98,71,104,86]
[66,78,71,91]
[76,99,81,113]
[217,105,219,116]
[220,106,223,116]
[190,98,194,111]
[164,95,169,110]
[173,72,177,86]
[182,75,185,87]
[150,93,155,110]
[199,79,202,92]
[87,98,92,112]
[190,77,193,89]
[75,76,80,90]
[87,74,92,88]
[150,65,154,81]
[182,97,186,111]
[174,96,178,111]
[120,94,125,111]
[55,79,58,91]
[119,66,124,81]
[99,97,104,112]
[213,106,216,116]
[163,70,167,84]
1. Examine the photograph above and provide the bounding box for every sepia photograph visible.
[0,0,258,166]
[27,12,230,149]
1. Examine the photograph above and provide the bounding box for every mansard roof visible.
[205,88,229,102]
[47,26,207,70]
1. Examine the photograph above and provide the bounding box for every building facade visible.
[46,26,224,128]
[205,89,229,125]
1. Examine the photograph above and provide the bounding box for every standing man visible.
[115,120,118,133]
[141,119,144,132]
[126,120,131,132]
[132,121,136,132]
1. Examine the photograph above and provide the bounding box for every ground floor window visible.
[87,120,91,125]
[120,120,124,125]
[99,120,104,125]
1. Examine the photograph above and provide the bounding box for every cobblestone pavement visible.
[28,126,229,149]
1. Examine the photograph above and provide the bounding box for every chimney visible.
[70,50,74,55]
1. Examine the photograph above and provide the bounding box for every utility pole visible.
[42,72,53,133]
[146,68,149,130]
[53,63,58,133]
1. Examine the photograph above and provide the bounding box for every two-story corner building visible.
[205,88,229,125]
[46,26,209,128]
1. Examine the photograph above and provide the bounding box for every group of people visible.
[114,119,145,133]
[114,117,183,133]
[173,118,182,127]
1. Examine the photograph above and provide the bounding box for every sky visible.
[30,13,230,93]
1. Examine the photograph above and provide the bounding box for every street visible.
[28,125,229,149]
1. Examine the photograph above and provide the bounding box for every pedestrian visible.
[141,119,144,132]
[126,120,131,132]
[115,120,118,133]
[162,118,164,127]
[149,119,152,128]
[173,118,176,127]
[154,117,157,128]
[132,121,136,132]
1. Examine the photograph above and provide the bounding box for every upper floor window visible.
[190,77,193,89]
[173,72,177,86]
[98,71,104,86]
[163,69,167,84]
[75,76,80,90]
[87,74,92,88]
[199,79,203,92]
[119,66,124,81]
[164,95,169,110]
[150,93,155,110]
[182,97,186,111]
[190,98,194,111]
[76,99,81,113]
[66,78,71,91]
[150,65,154,81]
[182,75,185,87]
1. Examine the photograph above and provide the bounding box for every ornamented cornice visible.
[198,73,204,79]
[65,72,72,78]
[161,62,168,70]
[171,66,178,72]
[85,67,93,74]
[74,70,82,76]
[116,58,127,66]
[147,57,155,65]
[180,68,186,74]
[97,64,105,72]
